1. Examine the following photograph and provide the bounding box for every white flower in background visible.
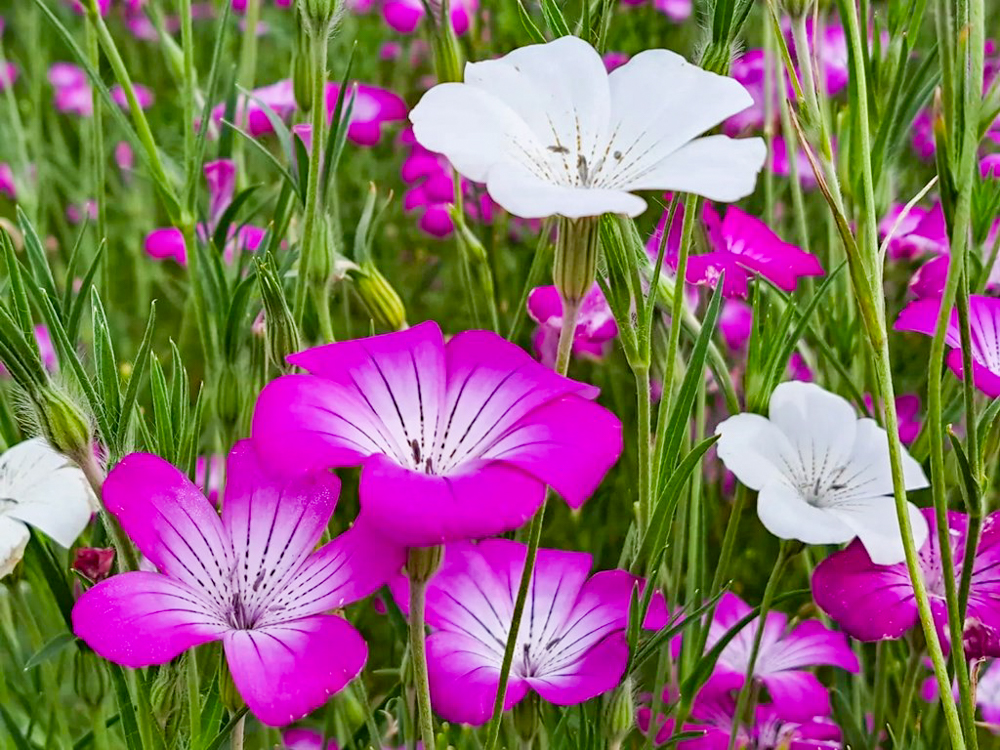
[0,438,96,578]
[409,36,767,220]
[715,381,929,565]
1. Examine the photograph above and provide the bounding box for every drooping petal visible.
[224,614,366,726]
[221,441,341,624]
[359,454,545,545]
[0,438,95,547]
[811,539,919,641]
[0,516,29,579]
[72,572,226,667]
[102,453,233,604]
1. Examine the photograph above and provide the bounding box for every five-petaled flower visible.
[390,539,663,725]
[251,321,623,546]
[72,441,404,726]
[409,36,766,220]
[715,381,929,564]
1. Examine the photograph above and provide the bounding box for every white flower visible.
[715,381,929,565]
[0,438,96,578]
[409,36,767,220]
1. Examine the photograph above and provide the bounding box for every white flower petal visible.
[623,135,767,201]
[468,35,611,162]
[767,380,858,485]
[0,516,29,579]
[830,496,929,565]
[844,418,929,495]
[410,83,540,183]
[606,50,755,187]
[0,438,94,548]
[715,413,799,491]
[486,162,646,219]
[756,481,854,545]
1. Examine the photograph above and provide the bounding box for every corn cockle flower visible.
[252,322,622,546]
[0,438,95,579]
[527,284,618,368]
[812,508,1000,659]
[895,295,1000,398]
[715,381,929,565]
[706,592,859,717]
[72,442,404,726]
[390,539,662,724]
[409,36,766,220]
[282,729,337,749]
[382,0,478,36]
[686,204,824,298]
[879,202,949,260]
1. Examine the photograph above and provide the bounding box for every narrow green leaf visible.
[66,242,105,343]
[62,220,92,316]
[149,355,174,460]
[211,186,261,254]
[203,707,249,750]
[25,533,76,632]
[223,273,259,361]
[116,302,157,452]
[224,120,303,202]
[1,230,33,339]
[0,704,33,750]
[108,664,143,750]
[16,206,59,306]
[23,633,77,672]
[91,290,121,426]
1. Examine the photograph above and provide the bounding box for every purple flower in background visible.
[114,141,134,174]
[908,219,1000,298]
[194,454,225,507]
[382,0,478,36]
[282,729,338,749]
[0,61,16,91]
[252,322,622,546]
[654,0,692,21]
[879,202,949,260]
[68,0,110,15]
[706,592,859,717]
[603,52,631,72]
[110,83,154,110]
[686,204,824,298]
[725,50,778,136]
[977,662,1000,732]
[2,325,57,377]
[325,83,407,147]
[862,393,922,445]
[401,134,458,237]
[527,284,618,367]
[391,539,659,724]
[981,154,1000,179]
[770,136,819,190]
[813,508,1000,659]
[787,17,849,97]
[209,79,296,138]
[72,441,404,726]
[720,299,753,352]
[0,163,14,199]
[896,295,1000,397]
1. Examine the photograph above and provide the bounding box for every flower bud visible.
[605,678,635,744]
[255,256,302,372]
[512,692,539,743]
[36,387,92,459]
[74,651,110,709]
[553,217,600,306]
[406,545,443,584]
[349,263,407,331]
[214,364,244,427]
[292,11,313,112]
[781,0,815,18]
[299,0,339,31]
[72,547,115,583]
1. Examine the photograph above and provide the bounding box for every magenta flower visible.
[719,299,753,352]
[786,17,849,97]
[0,163,14,199]
[282,728,337,749]
[209,79,296,138]
[72,441,404,726]
[879,202,948,260]
[895,295,1000,397]
[3,324,57,377]
[770,135,819,190]
[685,204,824,298]
[252,322,622,546]
[391,539,658,724]
[0,61,16,91]
[653,0,692,21]
[812,508,1000,659]
[908,219,1000,298]
[725,50,777,136]
[382,0,478,36]
[527,284,618,368]
[862,393,921,445]
[110,83,154,110]
[977,662,1000,731]
[706,592,858,717]
[324,82,407,147]
[603,52,631,72]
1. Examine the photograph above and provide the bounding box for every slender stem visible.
[230,715,245,750]
[233,0,260,185]
[635,365,652,535]
[408,575,436,750]
[187,649,201,748]
[85,17,106,280]
[293,25,330,324]
[179,0,198,189]
[91,695,111,750]
[726,541,792,750]
[893,648,924,747]
[484,299,580,750]
[956,270,982,620]
[353,678,382,749]
[659,196,700,420]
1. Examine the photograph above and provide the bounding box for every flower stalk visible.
[406,545,443,750]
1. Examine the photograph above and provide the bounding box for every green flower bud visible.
[74,650,110,710]
[218,658,245,714]
[36,387,92,459]
[406,545,444,584]
[553,216,600,306]
[781,0,815,18]
[605,678,635,744]
[512,692,540,743]
[349,263,407,332]
[299,0,339,32]
[214,364,243,428]
[292,11,313,112]
[256,256,302,372]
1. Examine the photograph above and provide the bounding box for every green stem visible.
[179,0,198,192]
[635,365,652,535]
[409,574,436,750]
[893,647,924,748]
[187,649,200,748]
[726,541,792,750]
[353,678,382,750]
[956,270,982,621]
[85,17,107,276]
[233,0,261,185]
[484,300,580,750]
[293,25,330,325]
[230,714,245,750]
[91,696,111,750]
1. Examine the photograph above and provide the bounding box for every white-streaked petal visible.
[756,482,854,545]
[606,50,755,186]
[486,162,646,219]
[830,497,929,565]
[767,381,858,484]
[623,135,766,201]
[410,83,540,183]
[0,438,94,548]
[844,418,929,495]
[0,516,29,579]
[467,35,611,163]
[714,412,798,490]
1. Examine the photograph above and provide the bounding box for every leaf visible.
[17,206,59,307]
[320,46,357,196]
[948,429,980,514]
[116,302,157,452]
[149,355,174,460]
[0,704,34,750]
[23,633,77,671]
[203,707,248,750]
[66,242,105,343]
[1,229,33,339]
[25,533,76,632]
[224,120,303,202]
[108,664,143,750]
[61,219,91,316]
[71,715,122,749]
[211,186,261,255]
[223,273,259,361]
